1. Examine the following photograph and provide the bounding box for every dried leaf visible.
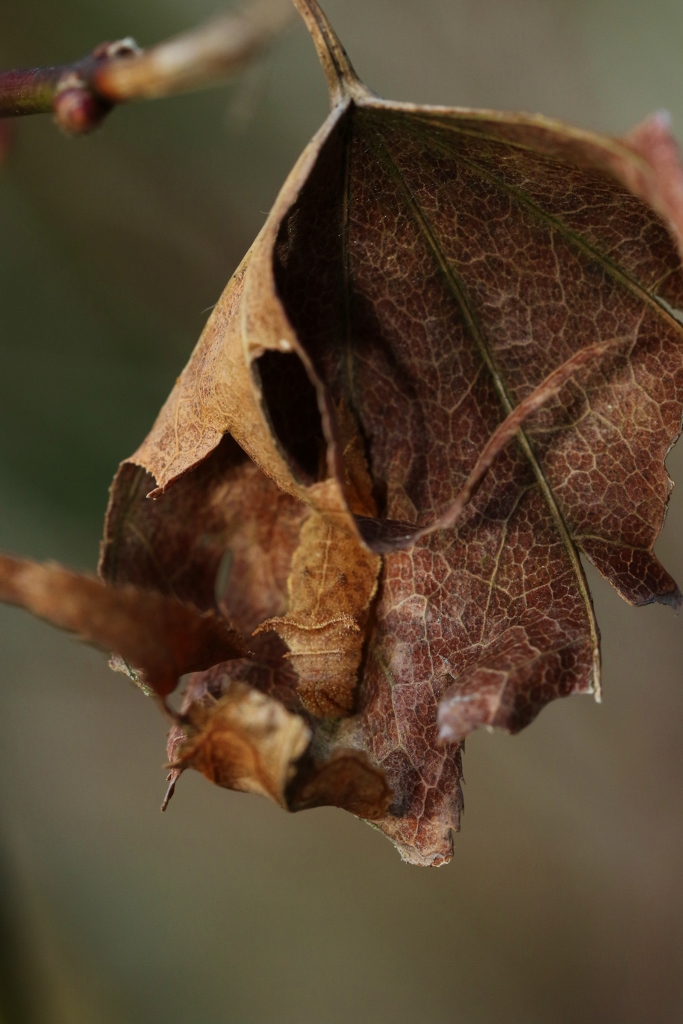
[103,0,683,863]
[10,0,683,865]
[0,553,245,698]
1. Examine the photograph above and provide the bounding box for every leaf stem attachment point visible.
[290,0,372,107]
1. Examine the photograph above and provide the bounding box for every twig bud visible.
[53,75,111,135]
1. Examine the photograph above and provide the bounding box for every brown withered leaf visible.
[4,2,683,865]
[0,553,245,698]
[97,0,683,863]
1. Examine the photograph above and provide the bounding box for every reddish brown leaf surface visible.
[5,0,683,865]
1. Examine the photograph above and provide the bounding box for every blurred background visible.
[1,0,683,1021]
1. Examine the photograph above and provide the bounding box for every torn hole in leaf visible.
[256,350,327,485]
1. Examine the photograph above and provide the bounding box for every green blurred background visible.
[1,0,683,1021]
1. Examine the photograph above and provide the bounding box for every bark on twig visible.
[0,0,294,134]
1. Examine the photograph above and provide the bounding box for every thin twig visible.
[0,0,294,134]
